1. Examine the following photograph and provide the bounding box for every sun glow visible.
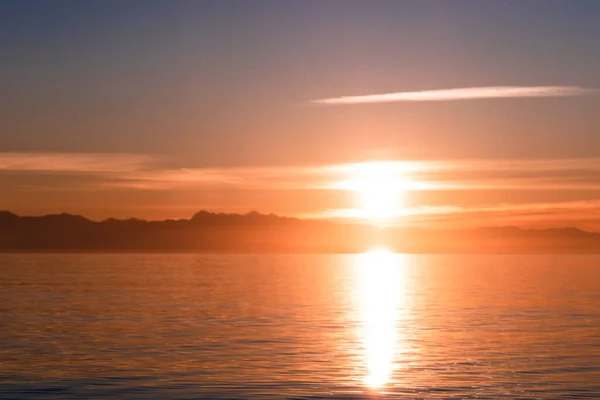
[345,162,413,222]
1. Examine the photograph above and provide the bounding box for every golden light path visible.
[354,248,409,388]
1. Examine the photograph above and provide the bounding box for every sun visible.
[348,161,410,222]
[327,161,418,223]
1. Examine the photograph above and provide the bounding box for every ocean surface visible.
[1,253,599,399]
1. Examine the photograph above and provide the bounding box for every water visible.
[1,252,599,399]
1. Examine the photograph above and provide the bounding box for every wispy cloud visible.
[320,200,600,219]
[2,153,600,192]
[2,152,600,227]
[0,152,153,173]
[313,86,595,105]
[315,200,600,229]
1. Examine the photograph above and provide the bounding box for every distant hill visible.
[0,210,599,253]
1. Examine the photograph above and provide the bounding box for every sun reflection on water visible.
[355,248,408,389]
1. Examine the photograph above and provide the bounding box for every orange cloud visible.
[315,200,600,229]
[2,153,600,192]
[0,152,153,173]
[2,153,600,227]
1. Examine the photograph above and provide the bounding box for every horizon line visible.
[1,209,598,234]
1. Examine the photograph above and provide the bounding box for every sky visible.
[2,0,600,228]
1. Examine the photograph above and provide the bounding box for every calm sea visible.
[1,253,599,399]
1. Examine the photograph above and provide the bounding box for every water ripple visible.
[1,253,599,399]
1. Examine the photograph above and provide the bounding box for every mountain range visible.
[1,211,599,253]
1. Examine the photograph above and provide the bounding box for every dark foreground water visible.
[1,253,599,399]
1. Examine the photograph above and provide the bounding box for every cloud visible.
[313,86,595,105]
[315,200,600,229]
[2,153,600,193]
[316,199,600,218]
[410,158,600,190]
[0,152,153,173]
[113,165,334,190]
[104,158,600,193]
[0,152,332,191]
[2,153,600,227]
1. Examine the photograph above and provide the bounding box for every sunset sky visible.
[3,1,600,229]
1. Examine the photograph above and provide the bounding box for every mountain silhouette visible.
[0,211,599,253]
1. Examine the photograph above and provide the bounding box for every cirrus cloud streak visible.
[314,86,595,105]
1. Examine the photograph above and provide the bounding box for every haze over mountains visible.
[1,211,599,254]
